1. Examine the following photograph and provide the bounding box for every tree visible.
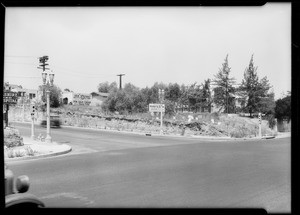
[213,54,236,113]
[201,79,212,112]
[178,84,189,112]
[165,83,181,103]
[275,94,291,122]
[97,82,110,93]
[239,55,272,116]
[97,81,118,93]
[38,84,62,108]
[186,82,202,112]
[102,82,148,114]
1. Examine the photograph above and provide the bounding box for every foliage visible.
[25,146,37,156]
[266,114,276,129]
[165,83,181,103]
[275,94,291,121]
[97,81,118,93]
[14,150,25,157]
[213,55,236,113]
[4,128,24,148]
[258,91,275,115]
[238,55,272,116]
[6,148,15,158]
[38,84,62,108]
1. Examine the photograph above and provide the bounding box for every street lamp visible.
[42,70,55,143]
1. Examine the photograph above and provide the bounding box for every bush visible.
[4,128,24,148]
[266,114,276,129]
[14,149,25,157]
[25,146,37,156]
[229,125,250,138]
[6,148,15,158]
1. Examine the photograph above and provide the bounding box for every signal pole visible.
[117,74,125,89]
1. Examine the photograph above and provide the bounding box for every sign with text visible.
[73,93,92,106]
[149,103,165,112]
[3,91,18,105]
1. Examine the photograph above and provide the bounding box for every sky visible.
[4,3,291,99]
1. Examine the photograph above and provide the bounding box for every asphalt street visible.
[7,122,291,212]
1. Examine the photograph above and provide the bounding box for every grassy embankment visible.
[9,105,277,138]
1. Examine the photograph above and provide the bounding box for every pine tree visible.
[213,54,236,113]
[239,54,272,116]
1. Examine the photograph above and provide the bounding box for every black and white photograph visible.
[3,3,291,213]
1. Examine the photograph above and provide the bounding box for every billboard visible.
[73,93,91,106]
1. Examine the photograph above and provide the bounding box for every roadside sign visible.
[149,103,165,112]
[3,91,18,105]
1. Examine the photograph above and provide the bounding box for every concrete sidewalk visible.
[4,136,72,162]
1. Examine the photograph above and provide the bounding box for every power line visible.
[5,61,37,66]
[5,61,117,78]
[5,76,40,78]
[5,55,37,58]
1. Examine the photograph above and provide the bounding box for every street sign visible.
[3,91,18,104]
[149,103,165,112]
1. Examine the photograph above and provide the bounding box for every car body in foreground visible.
[5,164,45,209]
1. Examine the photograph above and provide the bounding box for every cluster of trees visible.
[100,54,277,117]
[99,81,213,115]
[34,54,291,125]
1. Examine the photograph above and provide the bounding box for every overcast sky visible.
[4,3,291,99]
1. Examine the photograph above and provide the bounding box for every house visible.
[90,92,109,106]
[61,91,75,105]
[61,90,107,106]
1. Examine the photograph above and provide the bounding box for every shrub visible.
[14,149,25,157]
[266,114,276,129]
[4,128,24,148]
[6,148,15,158]
[230,126,248,138]
[25,146,37,156]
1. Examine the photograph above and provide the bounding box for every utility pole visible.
[37,56,50,73]
[37,56,49,116]
[158,89,165,135]
[117,74,125,89]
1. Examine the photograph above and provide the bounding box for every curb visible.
[5,145,72,162]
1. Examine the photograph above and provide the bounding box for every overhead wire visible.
[5,61,117,78]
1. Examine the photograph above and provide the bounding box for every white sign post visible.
[149,104,165,135]
[258,112,262,138]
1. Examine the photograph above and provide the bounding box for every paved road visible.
[7,122,291,212]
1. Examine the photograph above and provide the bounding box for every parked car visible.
[40,115,61,128]
[5,164,45,208]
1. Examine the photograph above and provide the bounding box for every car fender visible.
[5,193,45,208]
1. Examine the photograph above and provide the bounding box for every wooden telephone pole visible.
[117,74,125,89]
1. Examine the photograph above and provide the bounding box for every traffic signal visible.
[31,104,35,114]
[258,113,261,123]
